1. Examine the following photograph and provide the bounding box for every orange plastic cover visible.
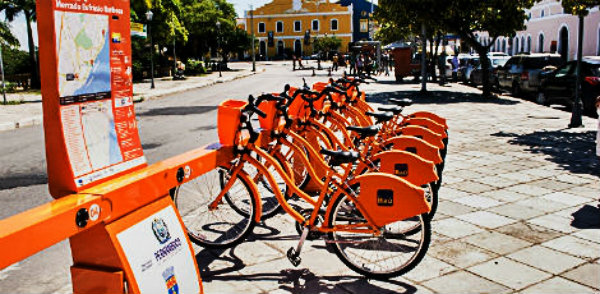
[370,150,438,186]
[397,125,445,150]
[350,173,429,228]
[404,117,447,138]
[384,136,443,164]
[409,111,448,129]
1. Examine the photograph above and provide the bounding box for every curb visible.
[0,115,43,133]
[136,71,260,102]
[0,70,261,133]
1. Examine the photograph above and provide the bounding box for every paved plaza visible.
[197,77,600,293]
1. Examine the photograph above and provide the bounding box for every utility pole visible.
[420,23,427,93]
[0,45,6,105]
[569,14,584,128]
[250,5,256,72]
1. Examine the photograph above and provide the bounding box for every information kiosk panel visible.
[37,0,146,197]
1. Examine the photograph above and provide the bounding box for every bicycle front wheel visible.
[173,167,258,249]
[327,195,431,279]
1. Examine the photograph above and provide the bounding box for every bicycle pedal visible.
[286,247,302,267]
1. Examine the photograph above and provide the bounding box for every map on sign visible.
[55,11,111,97]
[80,101,122,170]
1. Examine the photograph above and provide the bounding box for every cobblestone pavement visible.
[196,79,599,293]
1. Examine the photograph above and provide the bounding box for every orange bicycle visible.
[174,95,432,279]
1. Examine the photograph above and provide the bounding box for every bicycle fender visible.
[402,117,447,138]
[383,136,443,164]
[395,125,445,150]
[408,111,448,129]
[370,151,438,186]
[348,173,430,228]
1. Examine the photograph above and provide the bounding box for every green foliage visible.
[179,0,240,59]
[131,0,189,45]
[561,0,599,16]
[185,59,206,75]
[313,36,342,53]
[1,45,30,76]
[0,22,19,47]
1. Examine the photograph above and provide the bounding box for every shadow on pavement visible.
[138,106,217,116]
[492,130,599,177]
[367,90,520,105]
[0,173,48,189]
[571,204,600,229]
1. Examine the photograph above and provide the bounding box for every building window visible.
[294,20,301,32]
[538,33,544,53]
[360,19,368,33]
[312,19,319,31]
[541,9,545,18]
[276,21,283,33]
[258,22,265,33]
[527,36,532,53]
[331,19,338,31]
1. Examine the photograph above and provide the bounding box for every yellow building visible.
[242,0,353,58]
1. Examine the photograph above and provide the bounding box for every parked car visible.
[470,56,511,86]
[497,53,564,97]
[460,56,480,83]
[536,57,600,115]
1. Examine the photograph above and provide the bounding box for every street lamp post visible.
[0,45,7,105]
[216,20,222,78]
[146,10,155,89]
[569,14,584,128]
[250,5,256,72]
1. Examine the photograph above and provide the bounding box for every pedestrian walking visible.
[292,55,297,71]
[383,52,390,76]
[438,50,447,85]
[451,54,459,82]
[332,54,339,72]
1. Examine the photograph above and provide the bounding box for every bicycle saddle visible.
[389,98,413,107]
[320,148,360,166]
[377,105,403,115]
[346,125,380,138]
[365,111,394,123]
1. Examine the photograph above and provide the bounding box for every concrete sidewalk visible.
[0,62,260,132]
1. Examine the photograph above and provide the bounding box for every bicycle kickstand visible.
[287,227,309,267]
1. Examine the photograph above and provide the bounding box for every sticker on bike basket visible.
[394,163,409,177]
[377,190,394,207]
[405,147,417,154]
[88,203,101,221]
[184,165,191,179]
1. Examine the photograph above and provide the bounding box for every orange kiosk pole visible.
[0,0,225,293]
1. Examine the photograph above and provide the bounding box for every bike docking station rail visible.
[0,0,220,293]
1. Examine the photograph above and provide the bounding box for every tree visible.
[179,0,237,60]
[376,0,535,97]
[1,0,39,88]
[313,35,342,57]
[0,22,19,47]
[444,0,535,97]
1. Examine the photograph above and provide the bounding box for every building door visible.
[259,41,266,59]
[294,39,302,57]
[559,27,569,61]
[277,40,284,57]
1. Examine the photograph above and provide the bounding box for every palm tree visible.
[1,0,39,88]
[0,21,20,47]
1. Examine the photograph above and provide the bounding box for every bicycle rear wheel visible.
[327,195,430,279]
[173,167,258,249]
